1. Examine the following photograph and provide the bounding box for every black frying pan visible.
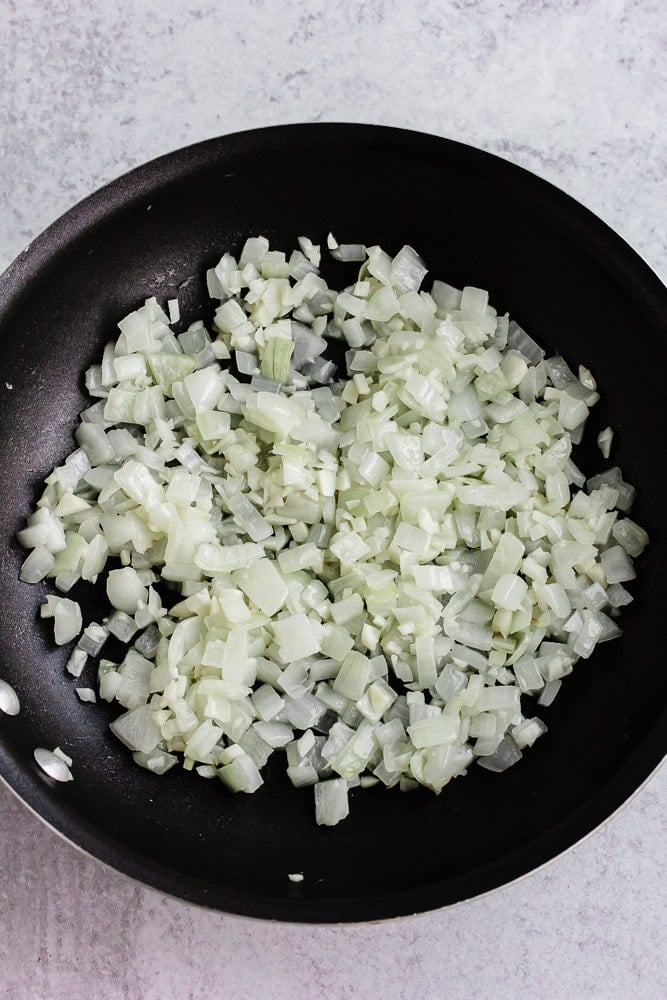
[0,124,665,923]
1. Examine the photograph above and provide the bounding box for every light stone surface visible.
[0,1,665,997]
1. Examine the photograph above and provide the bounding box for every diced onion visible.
[16,235,646,824]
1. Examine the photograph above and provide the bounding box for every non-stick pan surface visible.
[0,124,664,922]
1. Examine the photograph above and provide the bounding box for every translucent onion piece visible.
[34,747,73,782]
[0,679,20,716]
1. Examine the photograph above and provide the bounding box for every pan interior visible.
[0,125,665,922]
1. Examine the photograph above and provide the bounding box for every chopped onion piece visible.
[511,717,547,749]
[77,622,108,656]
[0,679,20,716]
[110,705,161,753]
[75,687,97,703]
[106,567,148,614]
[219,754,263,793]
[20,547,55,583]
[601,545,636,584]
[331,243,367,263]
[66,648,88,678]
[537,679,561,707]
[477,737,522,772]
[507,321,545,364]
[612,518,649,558]
[44,596,82,646]
[597,426,613,458]
[34,747,73,782]
[314,778,349,826]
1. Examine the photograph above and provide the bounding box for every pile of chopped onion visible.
[14,236,648,825]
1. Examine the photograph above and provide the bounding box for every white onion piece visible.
[75,687,97,703]
[331,243,367,263]
[34,747,73,782]
[52,745,73,766]
[66,648,88,678]
[597,426,613,458]
[43,596,82,645]
[477,737,522,772]
[0,679,20,716]
[601,545,637,584]
[20,547,55,583]
[110,705,161,753]
[507,321,545,364]
[314,778,349,825]
[106,567,148,614]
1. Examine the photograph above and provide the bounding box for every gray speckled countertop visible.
[0,2,665,998]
